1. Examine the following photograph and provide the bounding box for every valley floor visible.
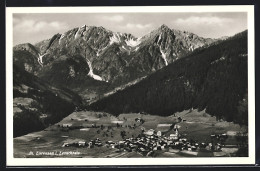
[13,109,248,158]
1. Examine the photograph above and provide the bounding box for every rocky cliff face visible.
[13,24,216,99]
[126,25,215,75]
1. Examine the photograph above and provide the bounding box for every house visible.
[170,129,179,140]
[62,123,72,128]
[80,128,90,131]
[135,118,145,123]
[62,142,70,147]
[221,133,228,138]
[95,142,102,147]
[207,143,213,150]
[191,146,197,151]
[129,144,136,149]
[174,124,181,129]
[39,114,47,118]
[167,140,173,145]
[145,129,155,136]
[170,134,178,140]
[119,141,125,144]
[173,141,180,146]
[179,138,187,142]
[215,144,222,151]
[78,141,86,147]
[106,141,115,145]
[211,134,216,138]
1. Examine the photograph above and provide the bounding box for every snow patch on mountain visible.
[159,46,168,66]
[96,45,108,56]
[86,58,103,81]
[123,45,132,55]
[75,27,81,39]
[37,53,47,67]
[156,33,168,66]
[188,45,194,51]
[125,37,141,47]
[75,25,88,39]
[59,34,65,44]
[109,33,121,45]
[96,51,100,57]
[157,33,162,45]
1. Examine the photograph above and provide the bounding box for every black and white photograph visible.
[6,6,255,166]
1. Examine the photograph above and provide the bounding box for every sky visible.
[13,12,247,45]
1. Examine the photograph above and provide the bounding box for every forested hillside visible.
[89,30,248,125]
[13,65,83,137]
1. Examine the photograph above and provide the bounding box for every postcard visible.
[6,5,255,166]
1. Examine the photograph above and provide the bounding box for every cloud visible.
[14,19,69,33]
[175,16,233,26]
[102,15,124,22]
[123,23,153,29]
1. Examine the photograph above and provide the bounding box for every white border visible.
[6,6,255,166]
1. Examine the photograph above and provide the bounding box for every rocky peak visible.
[158,24,171,32]
[14,24,217,88]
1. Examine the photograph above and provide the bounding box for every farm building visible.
[62,123,72,128]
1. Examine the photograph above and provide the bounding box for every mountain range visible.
[13,25,216,99]
[13,24,247,137]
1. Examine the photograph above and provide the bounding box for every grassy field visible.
[172,109,247,143]
[14,109,247,158]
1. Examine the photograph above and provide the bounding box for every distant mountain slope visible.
[88,30,248,125]
[13,64,83,137]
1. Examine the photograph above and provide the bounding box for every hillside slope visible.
[88,30,248,125]
[13,64,83,137]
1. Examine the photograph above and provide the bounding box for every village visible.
[58,112,245,157]
[61,127,229,157]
